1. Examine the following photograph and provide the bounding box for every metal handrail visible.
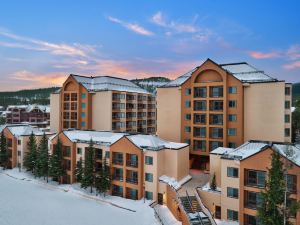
[186,190,204,225]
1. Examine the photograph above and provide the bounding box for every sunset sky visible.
[0,0,299,90]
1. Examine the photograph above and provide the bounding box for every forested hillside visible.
[132,77,170,93]
[292,82,300,105]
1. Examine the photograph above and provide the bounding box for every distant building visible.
[0,124,54,169]
[198,141,300,225]
[50,130,190,201]
[50,74,156,134]
[157,58,292,169]
[4,105,50,128]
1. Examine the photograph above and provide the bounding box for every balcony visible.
[126,177,138,184]
[112,190,123,197]
[126,160,138,168]
[112,159,123,165]
[113,176,123,182]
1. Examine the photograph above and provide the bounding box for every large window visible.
[194,87,207,98]
[113,168,123,181]
[210,100,223,111]
[227,187,239,198]
[227,167,238,178]
[210,114,223,125]
[210,86,223,97]
[244,214,258,225]
[210,141,223,151]
[211,128,223,139]
[227,209,238,222]
[145,156,153,165]
[286,174,297,193]
[193,140,206,151]
[194,101,206,111]
[112,152,123,165]
[194,127,206,138]
[244,191,262,209]
[194,114,206,124]
[245,169,266,188]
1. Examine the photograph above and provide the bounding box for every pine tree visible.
[75,157,84,183]
[81,139,95,193]
[95,158,111,197]
[258,151,286,225]
[23,132,38,175]
[0,132,8,169]
[36,133,49,182]
[49,138,66,184]
[210,173,216,191]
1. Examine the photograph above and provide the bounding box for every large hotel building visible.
[50,74,156,134]
[157,59,292,169]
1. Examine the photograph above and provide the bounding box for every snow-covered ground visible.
[0,169,159,225]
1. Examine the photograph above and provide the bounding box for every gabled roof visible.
[211,141,300,167]
[71,74,150,94]
[0,124,54,137]
[162,59,278,87]
[6,105,50,113]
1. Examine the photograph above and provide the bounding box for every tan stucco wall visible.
[92,91,112,131]
[157,87,181,142]
[244,82,286,142]
[50,93,60,133]
[209,154,222,187]
[198,189,221,216]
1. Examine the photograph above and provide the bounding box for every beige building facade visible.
[157,59,292,169]
[50,74,156,134]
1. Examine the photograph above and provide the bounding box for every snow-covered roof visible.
[62,130,127,146]
[0,124,54,137]
[6,104,50,113]
[71,74,150,94]
[159,175,192,190]
[212,141,300,167]
[220,62,277,83]
[127,134,189,151]
[161,60,278,87]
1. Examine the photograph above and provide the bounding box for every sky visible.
[0,0,299,91]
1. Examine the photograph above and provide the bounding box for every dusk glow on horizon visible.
[0,0,299,91]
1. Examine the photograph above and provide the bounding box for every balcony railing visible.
[112,159,123,165]
[113,176,123,182]
[126,178,138,184]
[112,191,123,197]
[126,160,138,168]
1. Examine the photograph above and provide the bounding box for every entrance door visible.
[215,206,221,219]
[158,193,163,205]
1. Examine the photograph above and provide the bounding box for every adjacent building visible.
[49,129,190,201]
[198,141,300,225]
[0,124,54,169]
[50,74,156,134]
[4,105,50,128]
[157,58,292,169]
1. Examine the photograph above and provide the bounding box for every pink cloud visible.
[249,51,280,59]
[283,61,300,70]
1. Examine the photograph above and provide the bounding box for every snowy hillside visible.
[131,77,171,93]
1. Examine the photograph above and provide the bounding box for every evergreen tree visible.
[258,151,286,225]
[23,132,38,175]
[36,133,49,182]
[95,158,111,197]
[49,138,66,184]
[0,132,8,169]
[81,139,95,193]
[210,173,216,191]
[75,157,84,183]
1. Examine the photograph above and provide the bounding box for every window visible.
[185,126,191,133]
[145,191,153,200]
[185,139,190,145]
[17,140,21,145]
[194,87,207,98]
[227,187,239,198]
[77,148,82,155]
[210,141,223,151]
[81,102,86,108]
[227,209,238,221]
[194,140,206,151]
[227,167,238,178]
[211,128,223,139]
[81,93,86,99]
[145,156,153,165]
[244,214,258,225]
[229,100,237,108]
[285,101,290,109]
[285,114,290,123]
[105,151,110,159]
[228,128,237,136]
[185,101,191,108]
[17,151,21,156]
[245,191,262,209]
[145,173,153,182]
[210,101,223,111]
[285,87,291,95]
[194,127,206,138]
[194,101,206,111]
[228,142,236,148]
[194,114,206,124]
[285,128,290,137]
[286,174,297,193]
[113,168,123,181]
[245,170,266,188]
[228,86,237,94]
[185,88,191,96]
[210,114,223,125]
[71,93,77,101]
[81,121,86,127]
[81,112,86,118]
[185,114,191,120]
[113,152,123,165]
[228,114,237,122]
[210,86,223,97]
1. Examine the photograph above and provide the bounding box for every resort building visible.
[50,74,156,134]
[0,124,54,169]
[4,105,50,128]
[49,129,190,201]
[198,141,300,225]
[157,58,292,169]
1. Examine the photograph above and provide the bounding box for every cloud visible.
[107,16,154,36]
[0,30,96,57]
[151,11,198,33]
[249,51,281,59]
[283,61,300,70]
[286,45,300,60]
